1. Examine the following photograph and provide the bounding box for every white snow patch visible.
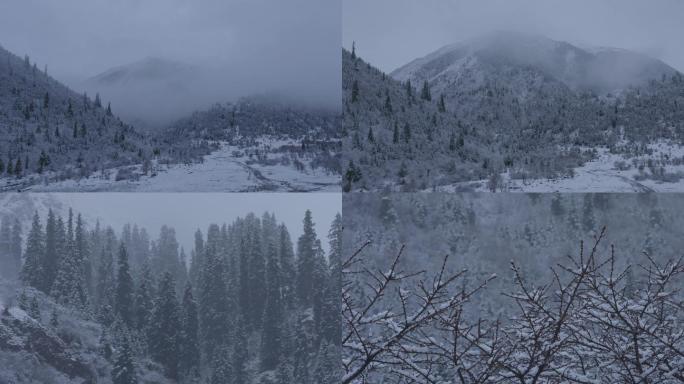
[19,140,339,192]
[434,141,684,193]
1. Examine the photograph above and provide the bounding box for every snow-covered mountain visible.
[81,57,207,127]
[343,39,684,192]
[392,31,677,96]
[0,42,340,192]
[87,57,196,87]
[0,44,155,190]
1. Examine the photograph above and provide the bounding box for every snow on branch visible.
[343,227,684,383]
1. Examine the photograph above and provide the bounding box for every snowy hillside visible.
[343,35,684,192]
[0,44,154,188]
[392,31,677,95]
[0,44,341,192]
[0,283,174,384]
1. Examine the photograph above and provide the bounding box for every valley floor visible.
[1,140,340,192]
[433,141,684,193]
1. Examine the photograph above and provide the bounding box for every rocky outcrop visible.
[0,308,95,382]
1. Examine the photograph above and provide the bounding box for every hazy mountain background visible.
[1,0,341,128]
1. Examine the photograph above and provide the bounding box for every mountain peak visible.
[88,57,194,85]
[392,33,676,94]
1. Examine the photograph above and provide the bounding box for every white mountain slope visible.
[392,31,677,95]
[86,57,196,86]
[24,139,340,192]
[81,57,205,126]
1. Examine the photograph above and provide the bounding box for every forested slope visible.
[343,42,684,191]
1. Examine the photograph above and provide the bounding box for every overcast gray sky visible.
[343,0,684,73]
[51,193,341,254]
[0,0,341,110]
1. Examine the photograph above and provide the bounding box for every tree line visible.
[7,208,341,384]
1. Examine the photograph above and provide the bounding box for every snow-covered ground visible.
[2,139,339,192]
[433,141,684,192]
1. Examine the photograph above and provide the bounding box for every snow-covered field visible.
[2,140,340,192]
[434,141,684,192]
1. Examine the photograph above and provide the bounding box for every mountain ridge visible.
[86,57,196,86]
[391,31,677,95]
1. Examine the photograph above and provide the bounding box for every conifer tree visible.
[179,283,200,377]
[149,272,180,380]
[115,244,134,327]
[112,331,138,384]
[232,315,249,384]
[51,210,88,310]
[43,210,59,291]
[279,223,296,308]
[247,216,266,328]
[134,262,154,332]
[296,210,317,306]
[21,213,44,290]
[312,240,329,339]
[393,121,400,143]
[351,80,359,103]
[261,237,283,370]
[75,214,92,295]
[403,122,411,143]
[438,94,446,112]
[384,93,392,113]
[421,80,432,101]
[322,214,342,345]
[293,323,311,384]
[96,248,116,324]
[154,226,185,292]
[14,157,22,178]
[198,230,231,358]
[188,229,204,287]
